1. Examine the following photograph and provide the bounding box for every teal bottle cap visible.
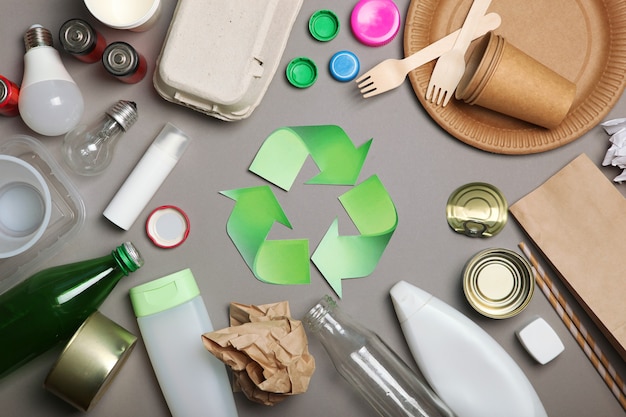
[309,9,340,42]
[129,268,199,317]
[286,57,318,88]
[329,50,360,82]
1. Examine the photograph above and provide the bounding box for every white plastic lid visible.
[145,205,189,248]
[516,317,564,365]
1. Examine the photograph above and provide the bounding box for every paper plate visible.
[405,0,626,154]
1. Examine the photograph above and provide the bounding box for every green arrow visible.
[221,186,310,285]
[249,125,372,191]
[312,175,397,298]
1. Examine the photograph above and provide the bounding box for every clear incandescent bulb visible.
[18,24,84,136]
[63,100,138,176]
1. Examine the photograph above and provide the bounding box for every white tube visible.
[390,280,548,417]
[103,123,190,230]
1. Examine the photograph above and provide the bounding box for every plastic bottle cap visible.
[329,50,361,82]
[516,317,564,365]
[146,205,189,249]
[129,268,199,317]
[309,9,340,42]
[286,57,318,88]
[351,0,401,47]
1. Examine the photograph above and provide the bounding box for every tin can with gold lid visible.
[44,311,137,411]
[463,248,534,319]
[446,182,508,238]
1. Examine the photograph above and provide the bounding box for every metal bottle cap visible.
[463,248,534,319]
[106,100,138,131]
[59,19,96,55]
[102,42,139,76]
[446,182,508,238]
[44,311,137,411]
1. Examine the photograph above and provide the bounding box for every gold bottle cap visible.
[446,182,508,238]
[44,311,137,411]
[463,248,534,319]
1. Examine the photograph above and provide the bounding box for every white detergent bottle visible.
[390,280,548,417]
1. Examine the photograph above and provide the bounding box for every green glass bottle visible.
[0,242,143,378]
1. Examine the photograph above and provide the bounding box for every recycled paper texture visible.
[202,301,315,405]
[510,154,626,361]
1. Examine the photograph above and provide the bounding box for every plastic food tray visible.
[0,135,85,293]
[153,0,303,121]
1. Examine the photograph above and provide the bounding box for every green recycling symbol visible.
[221,125,398,298]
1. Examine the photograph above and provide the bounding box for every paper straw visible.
[519,242,626,411]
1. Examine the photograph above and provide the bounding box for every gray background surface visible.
[1,0,625,416]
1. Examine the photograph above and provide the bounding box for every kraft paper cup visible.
[0,155,51,258]
[455,32,576,129]
[84,0,162,32]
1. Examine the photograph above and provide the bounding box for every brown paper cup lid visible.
[44,311,137,411]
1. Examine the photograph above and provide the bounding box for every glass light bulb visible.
[63,100,138,176]
[18,24,84,137]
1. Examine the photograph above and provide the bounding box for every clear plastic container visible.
[0,135,85,293]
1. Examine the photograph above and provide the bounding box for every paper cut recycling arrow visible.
[222,125,397,297]
[249,125,372,191]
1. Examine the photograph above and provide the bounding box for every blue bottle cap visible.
[329,50,360,82]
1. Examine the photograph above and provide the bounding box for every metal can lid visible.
[446,182,508,238]
[463,248,534,319]
[44,311,137,411]
[286,57,318,88]
[146,205,190,248]
[102,42,139,76]
[59,19,96,55]
[329,50,360,82]
[309,9,340,42]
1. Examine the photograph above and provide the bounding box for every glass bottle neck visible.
[112,242,143,275]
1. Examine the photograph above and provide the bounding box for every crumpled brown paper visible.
[510,153,626,362]
[202,301,315,406]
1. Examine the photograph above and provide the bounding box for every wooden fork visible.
[356,13,501,99]
[425,0,492,106]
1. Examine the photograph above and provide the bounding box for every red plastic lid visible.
[145,205,190,249]
[350,0,401,47]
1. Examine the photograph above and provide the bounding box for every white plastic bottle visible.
[103,122,191,230]
[129,269,238,417]
[390,280,548,417]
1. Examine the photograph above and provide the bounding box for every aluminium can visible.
[446,182,508,238]
[463,248,534,319]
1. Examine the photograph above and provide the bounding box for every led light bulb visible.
[18,24,84,136]
[63,100,138,176]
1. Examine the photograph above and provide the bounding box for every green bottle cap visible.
[129,268,199,317]
[286,57,318,88]
[309,9,340,42]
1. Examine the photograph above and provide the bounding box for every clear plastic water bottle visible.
[303,295,456,417]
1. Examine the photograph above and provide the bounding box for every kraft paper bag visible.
[510,153,626,361]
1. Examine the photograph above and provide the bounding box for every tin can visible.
[102,42,148,84]
[59,18,107,63]
[44,311,137,411]
[463,248,534,319]
[446,182,508,238]
[0,75,20,117]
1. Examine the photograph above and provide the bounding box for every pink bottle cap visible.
[350,0,401,47]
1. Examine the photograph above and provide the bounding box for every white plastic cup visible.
[84,0,162,32]
[0,155,52,258]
